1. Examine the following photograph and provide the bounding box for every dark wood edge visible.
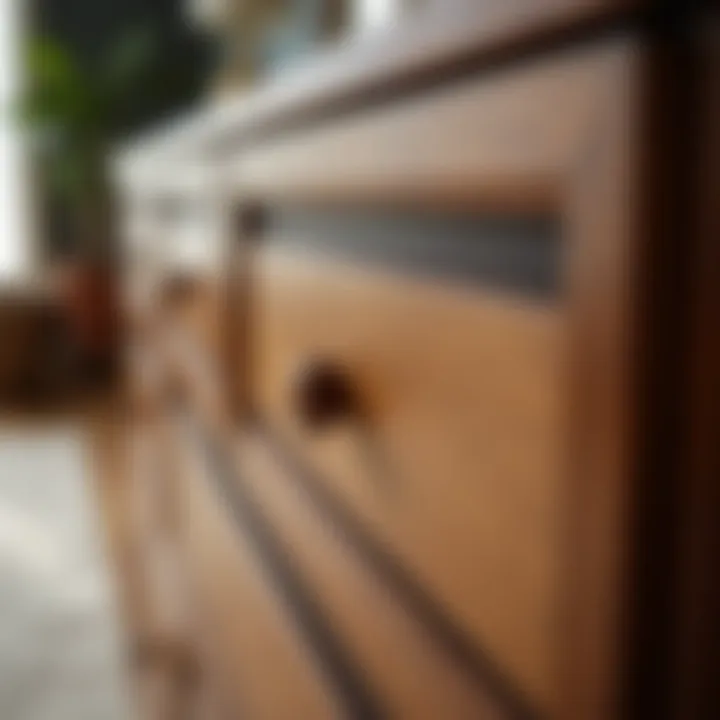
[674,12,720,720]
[619,15,706,720]
[562,19,700,717]
[254,419,540,720]
[181,414,384,720]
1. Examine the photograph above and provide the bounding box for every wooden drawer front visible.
[237,41,646,719]
[178,432,338,720]
[237,432,520,719]
[251,248,563,712]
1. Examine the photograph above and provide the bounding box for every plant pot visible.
[54,261,120,377]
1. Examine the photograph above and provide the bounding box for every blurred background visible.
[3,0,218,401]
[1,0,407,406]
[1,0,214,404]
[0,3,422,720]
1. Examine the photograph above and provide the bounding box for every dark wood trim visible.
[621,13,708,719]
[675,12,720,720]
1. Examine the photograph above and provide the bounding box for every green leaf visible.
[20,37,95,132]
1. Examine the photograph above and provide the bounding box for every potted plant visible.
[20,29,156,375]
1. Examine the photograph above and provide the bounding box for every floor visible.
[0,417,132,720]
[0,396,218,720]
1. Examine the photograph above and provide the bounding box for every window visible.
[0,0,32,281]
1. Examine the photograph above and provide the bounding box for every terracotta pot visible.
[54,262,120,368]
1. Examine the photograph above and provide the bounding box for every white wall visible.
[0,0,33,282]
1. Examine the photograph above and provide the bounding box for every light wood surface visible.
[112,1,711,714]
[250,248,563,713]
[236,40,648,720]
[232,42,628,211]
[236,430,514,719]
[177,427,338,720]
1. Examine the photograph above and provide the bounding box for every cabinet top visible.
[113,0,637,190]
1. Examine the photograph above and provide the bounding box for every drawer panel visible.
[250,247,564,712]
[178,432,339,720]
[237,431,521,719]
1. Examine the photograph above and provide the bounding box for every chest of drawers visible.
[114,2,719,718]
